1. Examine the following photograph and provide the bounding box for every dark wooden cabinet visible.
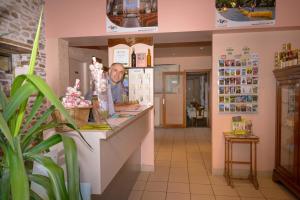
[273,65,300,198]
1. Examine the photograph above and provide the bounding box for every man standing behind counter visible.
[109,63,126,103]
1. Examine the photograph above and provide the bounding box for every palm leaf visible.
[10,75,27,97]
[28,7,43,76]
[28,174,55,200]
[0,167,10,200]
[25,75,77,128]
[22,120,60,152]
[61,135,80,200]
[30,189,43,200]
[24,92,45,128]
[0,113,14,150]
[27,154,68,200]
[8,138,29,200]
[24,134,62,156]
[0,89,8,110]
[23,75,91,148]
[3,83,37,121]
[21,106,55,149]
[12,101,28,137]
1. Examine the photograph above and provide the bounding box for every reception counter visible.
[64,105,154,199]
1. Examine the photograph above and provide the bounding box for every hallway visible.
[122,15,141,27]
[129,128,296,200]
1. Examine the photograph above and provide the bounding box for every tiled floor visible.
[129,128,297,200]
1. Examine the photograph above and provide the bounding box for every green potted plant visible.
[0,9,88,200]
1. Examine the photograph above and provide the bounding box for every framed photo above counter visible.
[218,47,259,113]
[113,48,130,67]
[0,53,12,73]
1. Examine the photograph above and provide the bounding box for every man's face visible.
[109,64,125,84]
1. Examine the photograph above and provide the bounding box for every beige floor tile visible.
[260,187,297,199]
[189,168,208,176]
[190,184,213,195]
[191,194,215,200]
[172,155,188,161]
[209,176,228,185]
[171,161,188,168]
[232,179,253,187]
[187,153,203,161]
[212,185,239,197]
[155,160,170,167]
[235,185,264,198]
[166,192,191,200]
[128,190,143,200]
[133,181,147,191]
[168,182,190,193]
[145,181,167,192]
[156,153,172,161]
[258,177,282,188]
[137,172,150,182]
[149,173,169,182]
[215,196,240,200]
[170,168,189,176]
[169,173,190,183]
[189,175,210,184]
[154,166,170,174]
[141,191,166,200]
[188,162,206,169]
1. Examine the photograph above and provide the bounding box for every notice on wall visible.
[218,47,259,113]
[113,48,130,67]
[215,0,275,28]
[106,0,158,33]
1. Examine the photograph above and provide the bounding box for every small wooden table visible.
[223,132,259,189]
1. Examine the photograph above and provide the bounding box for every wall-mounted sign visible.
[106,0,158,33]
[113,48,130,67]
[216,0,275,28]
[0,54,12,73]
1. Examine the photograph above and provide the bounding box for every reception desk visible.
[64,105,154,199]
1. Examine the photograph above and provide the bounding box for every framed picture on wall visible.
[113,48,129,67]
[0,79,12,97]
[0,53,12,73]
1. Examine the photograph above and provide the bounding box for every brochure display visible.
[218,47,259,113]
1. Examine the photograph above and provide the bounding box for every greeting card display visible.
[218,47,259,113]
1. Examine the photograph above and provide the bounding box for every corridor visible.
[129,128,296,200]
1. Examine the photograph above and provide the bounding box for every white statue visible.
[89,56,104,95]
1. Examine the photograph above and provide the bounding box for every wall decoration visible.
[218,47,259,113]
[113,48,130,67]
[215,0,275,28]
[106,0,158,33]
[0,79,12,97]
[0,54,12,73]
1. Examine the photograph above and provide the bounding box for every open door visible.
[162,72,186,128]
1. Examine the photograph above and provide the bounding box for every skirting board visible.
[212,168,273,178]
[141,164,154,172]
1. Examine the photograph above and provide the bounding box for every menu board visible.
[128,68,153,106]
[218,47,259,113]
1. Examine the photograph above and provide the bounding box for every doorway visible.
[186,71,210,127]
[162,72,186,128]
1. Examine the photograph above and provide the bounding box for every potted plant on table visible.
[0,9,88,200]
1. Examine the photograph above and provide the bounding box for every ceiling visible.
[154,45,211,57]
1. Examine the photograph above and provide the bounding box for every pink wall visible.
[155,56,212,71]
[212,30,300,174]
[45,0,300,38]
